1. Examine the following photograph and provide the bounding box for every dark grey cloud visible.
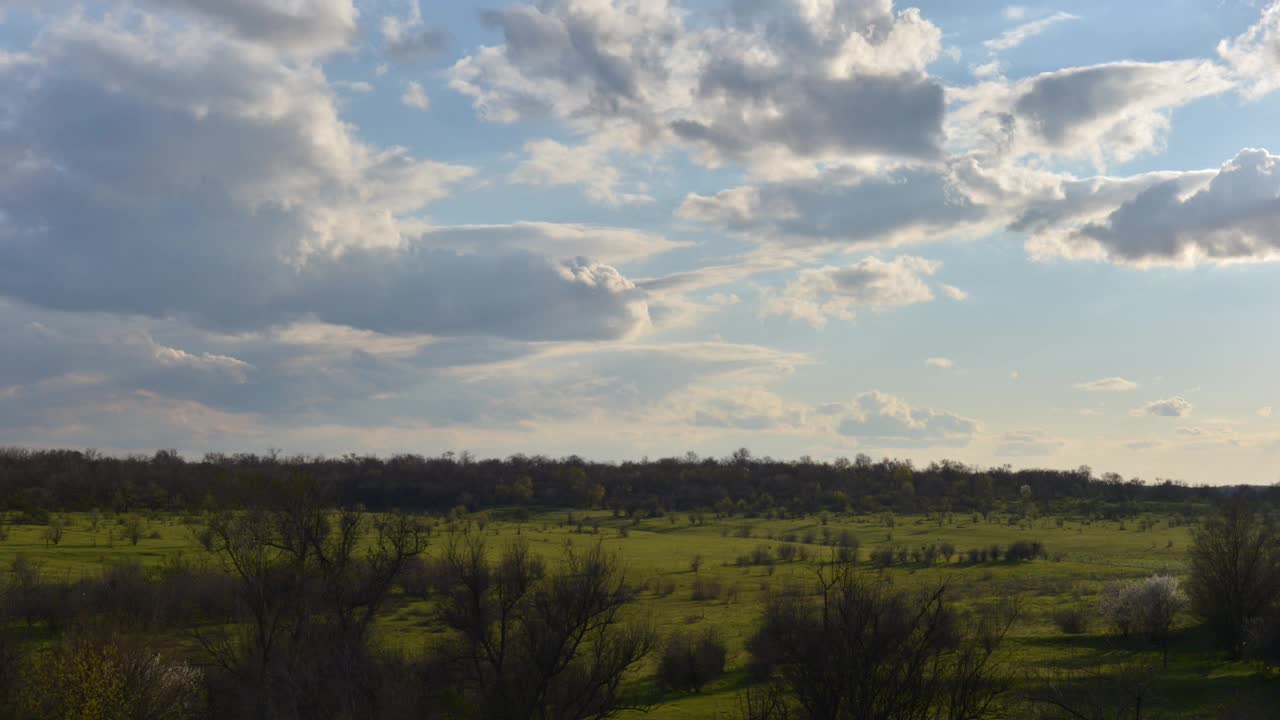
[1026,149,1280,266]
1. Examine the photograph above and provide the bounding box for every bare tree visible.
[1025,659,1161,720]
[745,562,1016,720]
[197,477,426,719]
[431,533,656,720]
[1187,498,1280,657]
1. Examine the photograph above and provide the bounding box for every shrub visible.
[1005,540,1045,562]
[1053,606,1090,635]
[751,545,774,566]
[869,547,895,568]
[691,577,723,602]
[776,544,797,562]
[657,628,728,693]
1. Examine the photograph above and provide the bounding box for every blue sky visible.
[1,0,1279,484]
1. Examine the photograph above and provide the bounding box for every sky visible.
[1,0,1279,484]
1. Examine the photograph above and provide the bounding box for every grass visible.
[2,508,1273,718]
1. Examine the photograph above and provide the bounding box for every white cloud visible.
[141,0,359,56]
[1218,1,1280,99]
[678,162,999,250]
[1134,396,1194,418]
[940,284,969,301]
[401,80,430,110]
[836,391,980,447]
[1074,376,1139,392]
[1260,406,1274,418]
[985,11,1080,52]
[996,429,1066,456]
[949,60,1233,168]
[760,256,942,329]
[1004,6,1028,21]
[380,2,450,63]
[926,357,955,369]
[510,139,653,206]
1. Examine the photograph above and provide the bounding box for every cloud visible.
[404,222,688,265]
[0,9,652,342]
[1004,7,1028,21]
[759,256,943,329]
[401,81,430,110]
[380,3,450,64]
[940,284,969,301]
[141,0,358,56]
[950,60,1233,168]
[1218,1,1280,99]
[996,429,1066,456]
[450,0,947,172]
[1260,406,1274,418]
[1074,377,1138,392]
[1027,149,1280,266]
[836,391,980,448]
[677,162,997,249]
[1134,396,1194,418]
[984,11,1079,52]
[510,139,653,206]
[926,357,955,369]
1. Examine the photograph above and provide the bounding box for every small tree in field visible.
[124,517,144,546]
[42,518,66,547]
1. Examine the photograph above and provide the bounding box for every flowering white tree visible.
[1098,575,1187,665]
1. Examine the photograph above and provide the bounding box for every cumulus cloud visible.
[380,2,450,64]
[401,81,430,110]
[836,391,980,447]
[926,357,954,369]
[984,11,1079,52]
[1074,377,1138,392]
[1134,396,1194,418]
[949,60,1232,168]
[1218,1,1280,99]
[450,0,947,172]
[0,9,652,342]
[510,139,653,206]
[760,256,943,329]
[136,0,358,56]
[996,429,1066,456]
[1260,406,1274,418]
[1027,149,1280,266]
[677,162,997,249]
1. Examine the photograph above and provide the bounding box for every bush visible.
[751,545,774,566]
[1005,540,1045,562]
[656,628,728,693]
[1053,606,1090,634]
[691,577,723,602]
[869,547,896,568]
[776,544,797,562]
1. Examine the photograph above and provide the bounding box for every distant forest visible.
[0,447,1266,517]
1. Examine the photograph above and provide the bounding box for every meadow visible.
[3,506,1274,719]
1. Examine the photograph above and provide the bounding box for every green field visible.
[3,509,1277,718]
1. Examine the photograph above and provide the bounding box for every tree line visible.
[0,447,1262,519]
